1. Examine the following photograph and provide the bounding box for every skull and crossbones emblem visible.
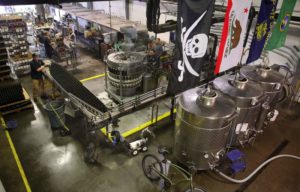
[178,11,208,82]
[186,34,208,58]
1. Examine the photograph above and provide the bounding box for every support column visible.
[125,0,130,20]
[88,2,93,10]
[35,4,45,20]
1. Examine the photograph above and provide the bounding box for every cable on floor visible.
[214,154,300,184]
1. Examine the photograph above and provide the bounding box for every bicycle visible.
[142,147,206,192]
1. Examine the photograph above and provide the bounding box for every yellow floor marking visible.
[0,117,32,192]
[100,109,176,139]
[80,73,106,82]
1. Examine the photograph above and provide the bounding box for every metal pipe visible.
[255,102,270,131]
[243,6,256,48]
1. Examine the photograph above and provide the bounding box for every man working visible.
[43,32,54,58]
[146,40,156,62]
[30,53,45,101]
[154,38,164,67]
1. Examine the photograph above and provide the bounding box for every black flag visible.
[167,0,215,95]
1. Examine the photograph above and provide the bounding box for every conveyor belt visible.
[49,63,108,113]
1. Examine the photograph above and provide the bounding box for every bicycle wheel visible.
[142,154,163,181]
[184,186,207,192]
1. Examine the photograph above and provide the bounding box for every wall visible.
[92,0,177,42]
[68,0,300,43]
[78,2,88,8]
[216,0,300,16]
[0,5,36,14]
[128,1,177,42]
[93,0,126,18]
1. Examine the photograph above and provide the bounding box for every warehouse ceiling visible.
[0,0,106,6]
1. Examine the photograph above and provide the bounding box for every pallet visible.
[1,103,33,115]
[0,74,12,82]
[0,88,33,115]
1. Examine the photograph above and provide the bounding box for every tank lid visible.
[240,65,285,84]
[213,74,264,99]
[178,86,236,119]
[107,52,144,68]
[196,88,217,107]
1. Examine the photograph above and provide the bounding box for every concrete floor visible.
[0,47,300,192]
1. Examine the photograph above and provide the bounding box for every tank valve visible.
[251,98,258,106]
[275,83,281,90]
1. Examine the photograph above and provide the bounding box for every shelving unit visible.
[0,15,33,115]
[0,15,31,76]
[0,36,11,80]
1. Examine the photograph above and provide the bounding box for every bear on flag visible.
[214,0,252,74]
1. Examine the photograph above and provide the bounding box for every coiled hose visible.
[214,154,300,184]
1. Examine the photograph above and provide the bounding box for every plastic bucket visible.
[44,100,65,129]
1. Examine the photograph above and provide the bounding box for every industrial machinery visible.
[106,51,145,97]
[240,65,286,108]
[213,74,266,147]
[44,60,168,162]
[240,65,288,128]
[119,26,149,52]
[174,86,236,170]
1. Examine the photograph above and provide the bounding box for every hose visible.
[214,154,300,184]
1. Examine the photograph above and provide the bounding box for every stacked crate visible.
[0,36,10,80]
[0,15,31,75]
[0,16,32,115]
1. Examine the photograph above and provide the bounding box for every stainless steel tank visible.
[174,86,236,170]
[213,74,265,146]
[240,65,286,108]
[106,52,145,97]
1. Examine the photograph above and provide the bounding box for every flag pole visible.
[235,5,256,80]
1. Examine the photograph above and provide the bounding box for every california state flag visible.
[214,0,252,74]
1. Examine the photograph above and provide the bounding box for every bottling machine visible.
[105,51,167,104]
[106,52,146,97]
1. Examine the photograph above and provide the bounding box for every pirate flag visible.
[265,0,297,50]
[246,0,278,64]
[167,0,215,95]
[214,0,252,74]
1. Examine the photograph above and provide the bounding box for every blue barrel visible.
[44,100,65,129]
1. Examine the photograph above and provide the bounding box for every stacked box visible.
[0,15,28,59]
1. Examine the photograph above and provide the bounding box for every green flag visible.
[265,0,297,50]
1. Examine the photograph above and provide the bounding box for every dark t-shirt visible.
[38,35,45,44]
[30,60,44,79]
[44,37,51,48]
[44,37,53,58]
[155,44,163,57]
